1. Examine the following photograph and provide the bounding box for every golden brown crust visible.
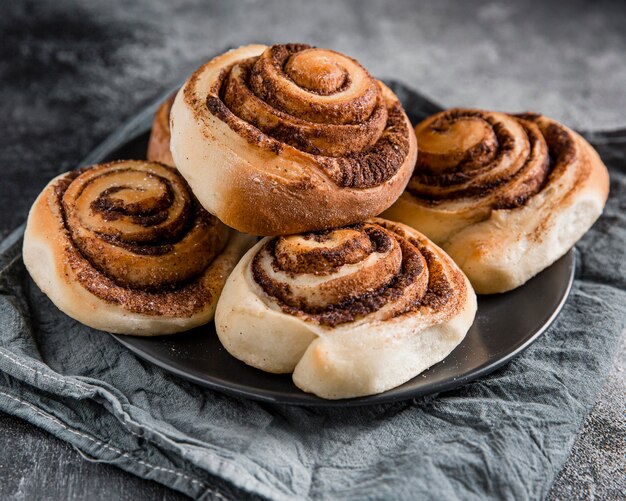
[215,218,477,398]
[23,160,255,335]
[147,93,175,166]
[253,218,469,323]
[170,44,417,236]
[251,222,431,326]
[408,109,552,210]
[384,109,610,293]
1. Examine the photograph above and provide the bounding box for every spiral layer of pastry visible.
[384,109,610,293]
[170,44,417,235]
[215,218,476,399]
[23,160,255,335]
[408,109,551,209]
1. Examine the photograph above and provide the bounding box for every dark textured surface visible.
[0,412,181,501]
[0,1,624,500]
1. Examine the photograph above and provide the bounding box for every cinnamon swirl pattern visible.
[147,92,176,166]
[23,160,255,335]
[215,218,476,399]
[384,109,609,294]
[170,44,417,236]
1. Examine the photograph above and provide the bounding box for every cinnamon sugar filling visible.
[408,109,572,208]
[201,44,411,189]
[54,161,229,316]
[252,221,462,327]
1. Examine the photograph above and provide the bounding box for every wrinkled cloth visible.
[0,84,624,500]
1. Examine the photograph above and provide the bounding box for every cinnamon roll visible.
[215,218,476,399]
[384,109,609,294]
[170,44,417,236]
[23,160,255,335]
[147,92,176,166]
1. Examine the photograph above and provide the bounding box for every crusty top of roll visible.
[249,218,467,327]
[24,159,257,335]
[50,160,229,316]
[169,44,417,236]
[407,109,602,216]
[384,108,610,293]
[213,44,409,187]
[410,109,551,208]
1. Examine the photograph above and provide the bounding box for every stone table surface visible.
[0,0,624,499]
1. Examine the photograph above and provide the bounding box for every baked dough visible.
[384,109,609,294]
[147,92,176,166]
[215,218,476,399]
[170,44,417,236]
[23,160,255,335]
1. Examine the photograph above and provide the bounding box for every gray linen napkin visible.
[0,84,624,500]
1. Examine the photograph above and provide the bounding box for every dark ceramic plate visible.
[83,82,575,407]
